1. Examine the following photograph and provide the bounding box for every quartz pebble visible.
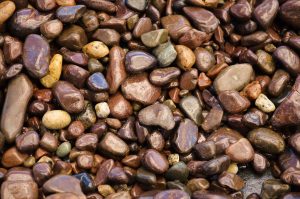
[255,93,275,113]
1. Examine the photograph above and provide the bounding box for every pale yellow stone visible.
[40,54,63,88]
[42,110,71,129]
[255,93,275,113]
[0,1,16,25]
[83,41,109,59]
[24,156,36,167]
[38,156,54,165]
[227,163,238,174]
[56,0,75,6]
[168,154,180,165]
[98,185,115,197]
[175,45,195,71]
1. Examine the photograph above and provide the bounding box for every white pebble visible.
[95,102,110,118]
[255,94,275,113]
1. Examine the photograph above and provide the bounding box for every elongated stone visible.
[1,74,33,143]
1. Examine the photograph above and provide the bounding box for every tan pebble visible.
[227,163,238,174]
[83,41,109,59]
[0,1,16,25]
[42,110,71,129]
[175,45,195,71]
[56,0,75,6]
[168,154,180,165]
[40,54,63,88]
[98,184,115,197]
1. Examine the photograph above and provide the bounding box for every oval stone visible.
[142,149,169,174]
[125,51,157,73]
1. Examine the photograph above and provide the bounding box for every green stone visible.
[56,142,71,157]
[165,162,189,183]
[153,41,177,67]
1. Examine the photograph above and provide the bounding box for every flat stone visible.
[179,95,202,126]
[125,50,157,73]
[138,103,175,130]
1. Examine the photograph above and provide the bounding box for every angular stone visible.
[141,29,169,48]
[153,41,177,67]
[179,96,202,126]
[98,132,129,157]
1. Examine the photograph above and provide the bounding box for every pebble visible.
[252,153,269,173]
[194,47,216,72]
[63,64,89,88]
[2,147,28,167]
[175,45,196,71]
[83,41,109,59]
[42,110,71,129]
[218,90,250,113]
[56,5,86,23]
[1,74,33,143]
[73,172,95,193]
[179,95,202,126]
[106,46,127,94]
[289,133,300,153]
[173,119,198,153]
[33,162,52,186]
[150,67,181,86]
[0,1,16,25]
[248,128,285,154]
[271,76,300,127]
[98,132,129,157]
[40,19,63,39]
[141,29,169,48]
[225,138,254,163]
[255,93,275,113]
[161,15,191,41]
[201,106,223,132]
[16,131,39,153]
[106,191,131,199]
[200,155,231,176]
[61,47,89,67]
[10,8,53,38]
[94,159,114,186]
[273,46,300,75]
[218,171,245,191]
[108,92,133,119]
[154,189,190,199]
[241,31,269,46]
[75,133,98,152]
[253,0,279,29]
[95,102,110,118]
[125,50,157,73]
[165,162,189,182]
[213,63,254,94]
[76,101,97,129]
[183,7,219,33]
[142,149,169,174]
[23,34,50,78]
[58,25,88,51]
[3,35,22,64]
[118,117,137,141]
[56,142,71,157]
[179,29,207,49]
[261,179,290,199]
[87,72,109,91]
[152,41,177,67]
[1,168,38,199]
[268,69,290,97]
[136,167,157,185]
[53,81,85,113]
[241,80,262,101]
[132,17,152,38]
[194,141,216,160]
[40,132,59,152]
[43,175,85,198]
[187,178,209,192]
[229,0,252,21]
[281,167,300,186]
[122,73,161,105]
[40,54,63,88]
[256,50,275,74]
[138,103,175,130]
[107,167,128,184]
[98,184,115,197]
[280,0,300,29]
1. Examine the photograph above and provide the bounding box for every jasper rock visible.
[213,64,254,94]
[173,119,198,153]
[122,73,161,105]
[225,138,254,163]
[271,76,300,127]
[1,74,33,143]
[43,175,85,198]
[183,7,219,33]
[58,25,88,51]
[253,0,279,29]
[23,34,50,78]
[106,46,127,94]
[98,132,129,157]
[125,51,157,73]
[10,8,53,38]
[273,46,300,75]
[248,128,285,154]
[56,5,86,23]
[1,168,38,199]
[53,81,85,113]
[154,190,190,199]
[60,47,89,67]
[179,95,202,126]
[280,0,300,30]
[1,147,28,167]
[161,15,192,41]
[138,103,175,130]
[218,90,250,113]
[142,149,169,174]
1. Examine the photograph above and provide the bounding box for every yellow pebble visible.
[98,185,115,197]
[227,163,238,174]
[175,45,196,71]
[56,0,75,6]
[42,110,71,130]
[0,1,16,25]
[24,156,36,167]
[40,54,63,88]
[83,41,109,59]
